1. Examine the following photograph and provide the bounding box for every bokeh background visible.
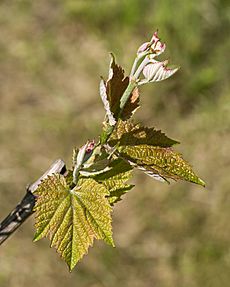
[0,1,229,286]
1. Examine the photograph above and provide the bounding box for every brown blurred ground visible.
[0,1,229,286]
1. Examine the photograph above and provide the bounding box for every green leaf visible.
[94,158,134,205]
[101,54,139,124]
[33,174,114,271]
[109,120,179,147]
[108,120,204,186]
[117,145,205,186]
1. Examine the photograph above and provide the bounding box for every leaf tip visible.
[111,239,115,248]
[69,261,77,272]
[33,233,41,242]
[109,52,115,61]
[197,178,206,187]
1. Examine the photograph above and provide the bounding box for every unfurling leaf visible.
[109,120,179,147]
[33,174,114,271]
[94,158,134,205]
[100,54,139,125]
[141,59,179,83]
[133,31,179,83]
[117,145,205,186]
[100,79,116,126]
[137,31,166,57]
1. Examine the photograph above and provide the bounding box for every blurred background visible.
[0,0,229,286]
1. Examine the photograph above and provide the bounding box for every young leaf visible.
[137,31,166,58]
[101,54,139,124]
[33,174,114,271]
[109,120,179,147]
[117,145,205,186]
[100,78,116,126]
[141,59,179,84]
[94,158,134,205]
[108,121,204,185]
[122,86,140,120]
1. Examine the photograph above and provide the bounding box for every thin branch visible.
[0,159,66,246]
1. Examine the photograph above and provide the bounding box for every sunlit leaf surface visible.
[94,158,134,205]
[34,174,114,271]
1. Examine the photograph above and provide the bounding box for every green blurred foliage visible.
[0,0,229,286]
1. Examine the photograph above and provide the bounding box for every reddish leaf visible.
[101,54,140,124]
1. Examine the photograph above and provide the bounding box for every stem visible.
[119,80,137,113]
[133,56,150,79]
[130,57,139,77]
[0,191,35,245]
[130,50,150,77]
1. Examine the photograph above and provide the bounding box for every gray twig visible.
[0,159,66,245]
